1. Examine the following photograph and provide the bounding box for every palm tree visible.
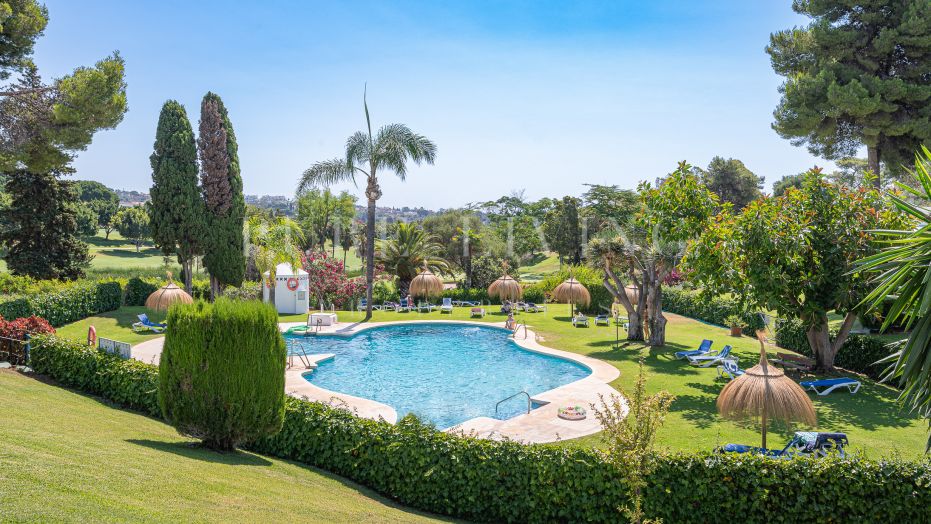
[248,214,305,307]
[377,222,449,297]
[858,146,931,450]
[298,89,436,320]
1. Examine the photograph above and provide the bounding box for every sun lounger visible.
[418,302,435,313]
[594,314,610,326]
[470,307,485,318]
[440,297,453,314]
[525,302,544,312]
[675,339,713,359]
[572,314,589,327]
[716,359,745,380]
[396,299,412,312]
[132,313,166,333]
[800,377,861,395]
[358,298,382,311]
[688,345,732,367]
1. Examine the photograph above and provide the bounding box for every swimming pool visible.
[286,323,590,429]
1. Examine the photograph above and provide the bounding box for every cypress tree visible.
[198,92,245,299]
[149,101,204,293]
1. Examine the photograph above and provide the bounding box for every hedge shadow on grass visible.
[126,439,273,466]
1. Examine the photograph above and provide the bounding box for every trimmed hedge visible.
[29,335,160,416]
[159,299,286,449]
[0,280,122,327]
[24,335,931,523]
[124,277,160,306]
[775,318,894,380]
[663,288,765,334]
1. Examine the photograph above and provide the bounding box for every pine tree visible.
[149,101,204,293]
[767,1,931,186]
[198,92,245,298]
[1,170,91,279]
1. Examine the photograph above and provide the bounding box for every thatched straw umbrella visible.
[488,274,522,302]
[409,268,444,298]
[717,332,816,448]
[145,273,194,312]
[551,276,591,315]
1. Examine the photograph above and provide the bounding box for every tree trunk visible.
[600,267,643,341]
[364,186,378,321]
[804,313,836,371]
[464,253,472,289]
[181,258,194,294]
[397,278,411,298]
[343,249,347,267]
[867,145,881,189]
[209,275,222,301]
[646,281,666,347]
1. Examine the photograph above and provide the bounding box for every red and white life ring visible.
[87,325,97,347]
[286,277,299,291]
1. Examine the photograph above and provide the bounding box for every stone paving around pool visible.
[130,319,624,444]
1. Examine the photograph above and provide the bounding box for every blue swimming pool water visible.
[287,323,590,429]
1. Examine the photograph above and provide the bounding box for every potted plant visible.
[726,315,747,337]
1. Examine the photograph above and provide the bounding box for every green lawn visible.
[55,306,167,346]
[0,369,450,523]
[282,308,929,459]
[516,253,561,281]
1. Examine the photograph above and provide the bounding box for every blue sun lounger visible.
[132,314,166,333]
[688,345,732,367]
[716,359,745,380]
[800,377,861,396]
[675,339,713,359]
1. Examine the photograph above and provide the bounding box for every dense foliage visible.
[523,266,612,314]
[767,0,931,184]
[376,222,449,297]
[111,205,150,252]
[301,251,365,309]
[149,100,204,293]
[697,156,763,209]
[0,279,121,326]
[198,92,246,295]
[158,299,285,450]
[74,180,120,238]
[662,288,764,334]
[24,335,931,522]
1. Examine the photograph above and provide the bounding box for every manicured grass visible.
[281,307,929,458]
[0,369,450,523]
[516,252,561,281]
[54,306,166,346]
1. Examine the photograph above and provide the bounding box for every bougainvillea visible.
[301,251,366,309]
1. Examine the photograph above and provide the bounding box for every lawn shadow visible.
[83,235,129,248]
[96,247,164,259]
[126,439,273,466]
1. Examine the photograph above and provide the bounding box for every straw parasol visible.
[145,273,194,312]
[551,276,591,315]
[716,332,816,448]
[488,274,522,302]
[409,268,444,298]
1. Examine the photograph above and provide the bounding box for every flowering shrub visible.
[0,315,56,339]
[301,251,366,309]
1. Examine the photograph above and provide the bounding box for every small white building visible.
[262,263,310,314]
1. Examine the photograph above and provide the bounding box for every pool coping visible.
[280,319,623,444]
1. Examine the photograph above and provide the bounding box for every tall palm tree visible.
[248,214,305,307]
[298,89,436,320]
[858,146,931,450]
[376,222,449,297]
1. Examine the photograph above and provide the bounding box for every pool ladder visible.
[495,390,531,417]
[287,338,314,369]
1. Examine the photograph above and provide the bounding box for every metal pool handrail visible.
[495,390,531,417]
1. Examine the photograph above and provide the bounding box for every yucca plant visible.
[858,146,931,450]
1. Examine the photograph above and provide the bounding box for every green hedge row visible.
[663,288,765,334]
[29,335,160,416]
[774,318,893,380]
[0,281,122,326]
[26,335,931,523]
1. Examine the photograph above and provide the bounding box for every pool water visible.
[287,323,590,429]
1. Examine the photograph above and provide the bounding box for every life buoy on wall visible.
[286,277,299,291]
[87,325,97,347]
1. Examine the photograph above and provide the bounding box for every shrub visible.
[775,318,893,380]
[0,280,123,327]
[0,315,55,339]
[158,299,286,450]
[223,281,262,301]
[522,266,613,313]
[124,276,160,306]
[663,288,765,334]
[302,251,366,309]
[441,287,491,304]
[22,338,931,523]
[29,335,160,416]
[371,279,397,304]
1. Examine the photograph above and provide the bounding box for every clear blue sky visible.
[35,0,828,208]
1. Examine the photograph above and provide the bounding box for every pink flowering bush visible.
[301,251,366,309]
